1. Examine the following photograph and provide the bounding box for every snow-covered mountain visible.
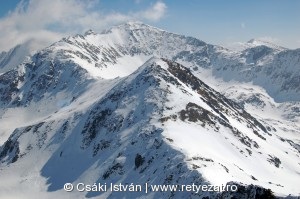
[0,22,299,198]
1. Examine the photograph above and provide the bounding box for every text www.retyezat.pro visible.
[64,182,238,193]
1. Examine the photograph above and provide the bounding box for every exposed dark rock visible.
[268,155,282,168]
[102,163,124,180]
[135,153,145,168]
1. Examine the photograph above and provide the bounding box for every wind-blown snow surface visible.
[0,22,300,198]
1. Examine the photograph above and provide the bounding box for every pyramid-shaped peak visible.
[84,29,97,36]
[247,38,256,44]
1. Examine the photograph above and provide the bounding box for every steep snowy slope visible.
[159,60,300,196]
[0,44,101,145]
[0,58,212,198]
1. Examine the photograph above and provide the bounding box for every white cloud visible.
[136,1,167,22]
[0,0,167,52]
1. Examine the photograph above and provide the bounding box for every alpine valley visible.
[0,22,299,199]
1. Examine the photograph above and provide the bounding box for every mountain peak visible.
[84,29,97,36]
[103,21,165,34]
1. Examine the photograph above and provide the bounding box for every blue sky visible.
[159,0,299,46]
[0,0,20,17]
[0,0,299,51]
